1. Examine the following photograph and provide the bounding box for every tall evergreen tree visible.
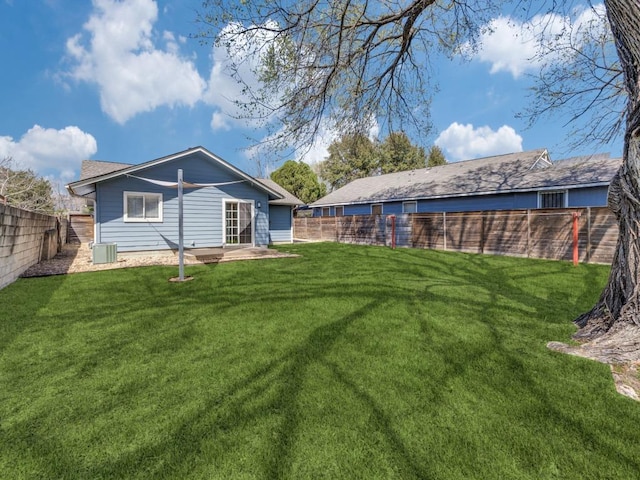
[318,134,378,191]
[427,146,447,167]
[379,132,427,173]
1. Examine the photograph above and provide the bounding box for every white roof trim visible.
[529,149,552,170]
[67,146,283,200]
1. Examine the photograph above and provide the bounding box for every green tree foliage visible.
[319,132,430,190]
[0,157,54,214]
[318,134,378,191]
[379,132,427,174]
[270,160,326,204]
[427,145,447,167]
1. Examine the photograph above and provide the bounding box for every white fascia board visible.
[67,146,284,200]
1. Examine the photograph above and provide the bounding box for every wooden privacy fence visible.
[293,207,619,264]
[67,213,94,243]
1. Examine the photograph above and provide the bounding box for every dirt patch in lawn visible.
[548,340,640,402]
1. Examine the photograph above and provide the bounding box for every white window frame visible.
[123,191,163,223]
[322,207,331,217]
[538,190,568,209]
[335,206,344,217]
[402,201,417,214]
[222,198,255,246]
[371,204,383,215]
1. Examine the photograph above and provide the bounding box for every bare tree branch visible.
[197,0,503,154]
[517,3,626,151]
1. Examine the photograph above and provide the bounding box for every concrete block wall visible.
[0,203,60,290]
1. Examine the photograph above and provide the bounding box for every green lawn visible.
[1,243,638,479]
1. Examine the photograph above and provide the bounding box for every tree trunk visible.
[571,0,640,360]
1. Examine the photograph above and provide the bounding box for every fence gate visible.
[68,214,94,244]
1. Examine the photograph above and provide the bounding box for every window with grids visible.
[539,191,566,208]
[225,201,253,244]
[322,207,331,217]
[371,204,383,215]
[123,192,162,222]
[335,206,344,217]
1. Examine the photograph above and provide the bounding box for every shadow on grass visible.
[0,274,70,354]
[1,243,635,479]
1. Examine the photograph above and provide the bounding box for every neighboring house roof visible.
[257,178,303,205]
[67,146,285,201]
[310,149,622,207]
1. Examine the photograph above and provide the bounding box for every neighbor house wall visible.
[567,186,609,207]
[313,187,610,217]
[0,203,66,289]
[314,192,539,217]
[95,152,270,252]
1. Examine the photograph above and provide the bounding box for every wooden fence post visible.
[443,212,447,251]
[526,209,531,258]
[480,214,485,254]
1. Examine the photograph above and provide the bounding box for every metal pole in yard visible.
[178,169,184,281]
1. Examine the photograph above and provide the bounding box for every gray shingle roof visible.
[257,178,303,205]
[310,149,621,206]
[80,160,132,180]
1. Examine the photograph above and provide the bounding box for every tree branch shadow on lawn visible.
[3,244,637,479]
[75,296,438,479]
[88,248,627,478]
[432,253,640,470]
[0,274,70,354]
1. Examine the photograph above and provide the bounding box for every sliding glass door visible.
[225,201,253,245]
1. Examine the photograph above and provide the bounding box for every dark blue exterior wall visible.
[568,186,609,207]
[313,187,608,217]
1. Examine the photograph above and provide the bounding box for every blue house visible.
[310,149,621,216]
[66,146,302,252]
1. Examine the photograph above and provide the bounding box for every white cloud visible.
[210,112,231,131]
[203,22,281,129]
[435,122,522,161]
[65,0,206,123]
[0,125,97,181]
[295,126,339,165]
[471,4,607,79]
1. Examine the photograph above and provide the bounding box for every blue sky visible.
[0,0,623,189]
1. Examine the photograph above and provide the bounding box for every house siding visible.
[313,187,610,217]
[568,186,609,207]
[314,192,539,216]
[95,152,270,252]
[269,205,293,243]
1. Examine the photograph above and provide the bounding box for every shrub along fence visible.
[0,203,68,289]
[293,207,618,264]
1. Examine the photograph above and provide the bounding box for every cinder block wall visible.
[0,203,61,289]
